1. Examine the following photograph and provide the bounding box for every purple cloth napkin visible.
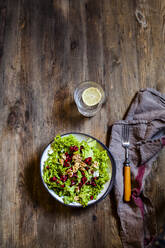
[109,88,165,248]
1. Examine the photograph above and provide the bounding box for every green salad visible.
[43,135,111,207]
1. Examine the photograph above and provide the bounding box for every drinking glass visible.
[74,81,105,117]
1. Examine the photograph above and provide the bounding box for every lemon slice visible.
[82,87,102,106]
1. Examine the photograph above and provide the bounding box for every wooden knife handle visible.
[124,165,131,202]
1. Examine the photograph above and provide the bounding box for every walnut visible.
[93,161,99,168]
[74,196,79,201]
[73,162,80,173]
[66,169,70,174]
[59,159,64,165]
[80,162,87,167]
[68,171,73,177]
[89,168,93,174]
[72,167,77,173]
[75,187,79,193]
[66,169,73,177]
[72,154,81,161]
[80,166,85,172]
[61,154,66,160]
[75,162,80,167]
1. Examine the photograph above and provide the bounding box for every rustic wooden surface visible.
[0,0,165,247]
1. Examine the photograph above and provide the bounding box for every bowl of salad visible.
[40,133,116,207]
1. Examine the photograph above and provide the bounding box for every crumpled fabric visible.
[109,88,165,248]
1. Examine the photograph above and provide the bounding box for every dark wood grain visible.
[0,0,165,247]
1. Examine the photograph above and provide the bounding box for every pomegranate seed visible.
[84,157,92,165]
[65,157,72,162]
[64,161,70,167]
[92,182,96,187]
[70,146,74,152]
[90,195,94,200]
[67,157,72,162]
[57,181,60,184]
[84,160,87,164]
[91,170,94,174]
[65,152,68,156]
[71,180,76,186]
[86,182,90,185]
[86,167,89,171]
[73,173,77,177]
[46,166,50,169]
[61,175,67,182]
[82,177,87,184]
[65,176,68,181]
[78,182,82,188]
[50,176,57,182]
[60,184,65,188]
[93,177,98,180]
[74,146,78,151]
[70,146,78,152]
[81,171,85,176]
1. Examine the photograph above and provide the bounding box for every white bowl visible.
[40,132,116,207]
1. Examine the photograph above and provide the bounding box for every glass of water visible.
[74,81,105,117]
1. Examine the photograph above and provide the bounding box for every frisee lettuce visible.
[43,135,111,207]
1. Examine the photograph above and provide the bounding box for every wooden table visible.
[0,0,165,247]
